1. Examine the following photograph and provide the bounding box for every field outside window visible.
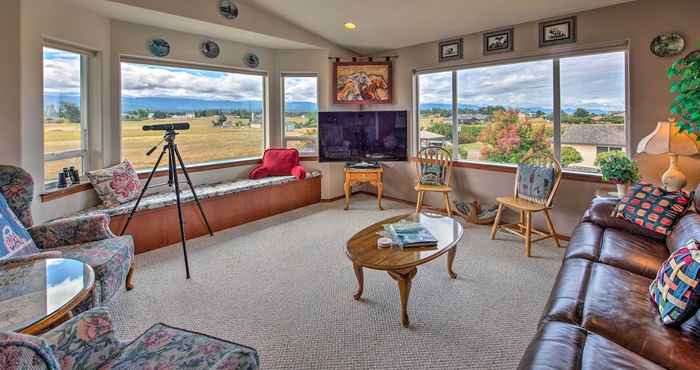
[283,75,319,155]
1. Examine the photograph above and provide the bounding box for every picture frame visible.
[439,38,463,62]
[539,16,576,47]
[483,28,514,55]
[333,61,392,105]
[650,32,686,57]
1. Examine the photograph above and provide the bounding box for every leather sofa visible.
[518,191,700,370]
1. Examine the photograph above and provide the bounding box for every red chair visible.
[249,148,306,180]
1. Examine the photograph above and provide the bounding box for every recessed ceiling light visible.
[344,22,357,30]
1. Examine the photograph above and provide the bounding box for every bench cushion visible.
[76,170,321,218]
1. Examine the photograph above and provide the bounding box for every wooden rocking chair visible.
[415,146,454,216]
[490,152,563,257]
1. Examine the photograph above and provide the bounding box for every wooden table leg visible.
[344,180,351,210]
[352,262,364,300]
[377,182,384,210]
[388,268,418,327]
[447,247,457,279]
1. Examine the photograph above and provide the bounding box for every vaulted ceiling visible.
[241,0,635,54]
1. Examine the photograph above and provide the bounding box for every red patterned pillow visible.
[614,183,691,237]
[86,161,142,207]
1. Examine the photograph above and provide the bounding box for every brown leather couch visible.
[518,193,700,370]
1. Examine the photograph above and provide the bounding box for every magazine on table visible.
[383,220,438,248]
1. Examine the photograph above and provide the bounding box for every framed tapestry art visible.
[333,61,392,105]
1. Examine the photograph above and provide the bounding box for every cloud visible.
[121,63,264,101]
[284,76,317,103]
[43,49,81,95]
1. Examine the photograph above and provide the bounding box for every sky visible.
[284,76,318,103]
[43,47,82,96]
[419,51,626,111]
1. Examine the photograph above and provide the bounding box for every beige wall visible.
[0,0,21,166]
[372,0,700,235]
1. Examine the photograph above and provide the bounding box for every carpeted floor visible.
[108,195,565,370]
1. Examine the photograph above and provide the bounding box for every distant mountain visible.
[419,102,617,115]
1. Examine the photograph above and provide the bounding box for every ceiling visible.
[241,0,635,54]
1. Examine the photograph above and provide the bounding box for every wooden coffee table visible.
[346,212,464,327]
[0,258,95,335]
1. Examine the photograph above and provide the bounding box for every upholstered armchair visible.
[0,165,134,307]
[0,307,260,370]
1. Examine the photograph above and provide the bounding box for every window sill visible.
[410,157,611,184]
[40,157,266,203]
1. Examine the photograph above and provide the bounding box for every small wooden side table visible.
[344,167,383,210]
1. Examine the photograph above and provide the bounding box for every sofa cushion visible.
[0,193,38,260]
[667,213,700,254]
[86,161,141,207]
[101,323,259,370]
[650,239,700,326]
[613,183,691,237]
[517,322,665,370]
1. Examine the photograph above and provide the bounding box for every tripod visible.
[120,129,213,279]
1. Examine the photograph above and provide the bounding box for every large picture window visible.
[282,74,318,154]
[120,61,266,171]
[43,46,88,183]
[416,51,627,173]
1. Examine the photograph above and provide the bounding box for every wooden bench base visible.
[111,176,322,254]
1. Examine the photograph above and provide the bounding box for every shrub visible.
[560,146,583,167]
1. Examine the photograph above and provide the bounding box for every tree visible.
[212,110,227,127]
[152,111,168,119]
[573,108,591,118]
[560,146,583,167]
[135,108,150,120]
[427,121,452,140]
[478,110,552,163]
[478,105,507,116]
[58,101,81,123]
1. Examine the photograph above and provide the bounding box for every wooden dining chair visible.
[490,152,563,257]
[415,146,454,216]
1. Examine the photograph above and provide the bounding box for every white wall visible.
[0,0,21,167]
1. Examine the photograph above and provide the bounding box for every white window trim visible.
[281,72,320,155]
[413,45,630,175]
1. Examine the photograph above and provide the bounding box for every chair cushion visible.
[86,161,141,207]
[0,193,38,260]
[613,183,691,237]
[419,163,444,185]
[0,331,60,370]
[650,239,700,326]
[517,164,555,203]
[0,165,34,227]
[56,236,133,304]
[101,323,259,370]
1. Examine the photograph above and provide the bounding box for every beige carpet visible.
[107,195,565,370]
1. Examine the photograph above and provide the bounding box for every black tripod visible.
[120,128,213,279]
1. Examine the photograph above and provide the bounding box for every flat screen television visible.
[318,111,407,162]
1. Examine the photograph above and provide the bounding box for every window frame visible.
[281,72,320,154]
[42,43,92,183]
[413,46,630,175]
[118,57,269,172]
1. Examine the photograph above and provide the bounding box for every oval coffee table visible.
[346,212,464,327]
[0,258,95,335]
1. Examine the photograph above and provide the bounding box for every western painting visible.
[333,62,392,105]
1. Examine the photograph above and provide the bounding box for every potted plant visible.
[594,151,640,197]
[669,46,700,134]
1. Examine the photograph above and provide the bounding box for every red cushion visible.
[249,148,305,179]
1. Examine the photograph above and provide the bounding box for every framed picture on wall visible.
[483,28,514,55]
[439,38,463,62]
[539,16,577,47]
[333,61,392,105]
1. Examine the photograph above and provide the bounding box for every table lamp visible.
[637,120,698,191]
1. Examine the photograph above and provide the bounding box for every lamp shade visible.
[637,121,698,155]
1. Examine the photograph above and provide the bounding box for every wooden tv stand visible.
[344,166,383,210]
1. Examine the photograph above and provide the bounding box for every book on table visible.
[384,220,438,248]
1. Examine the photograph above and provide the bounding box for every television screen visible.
[318,111,407,162]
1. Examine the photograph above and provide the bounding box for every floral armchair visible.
[0,165,134,307]
[0,308,260,370]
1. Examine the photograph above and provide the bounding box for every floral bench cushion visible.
[100,323,259,370]
[75,170,322,218]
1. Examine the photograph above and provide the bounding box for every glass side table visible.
[0,258,95,335]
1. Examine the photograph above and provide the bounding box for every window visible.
[282,74,318,154]
[120,61,266,171]
[415,50,627,173]
[43,46,88,183]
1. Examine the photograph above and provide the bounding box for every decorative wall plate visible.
[219,0,238,20]
[201,40,220,58]
[650,32,686,57]
[148,39,170,57]
[243,53,260,68]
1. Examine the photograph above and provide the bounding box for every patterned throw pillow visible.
[86,161,142,207]
[0,192,38,259]
[420,163,444,186]
[517,164,555,203]
[650,239,700,325]
[614,183,691,236]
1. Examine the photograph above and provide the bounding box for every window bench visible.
[74,171,322,254]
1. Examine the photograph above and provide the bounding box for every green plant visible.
[669,46,700,134]
[478,110,552,163]
[594,151,639,184]
[560,146,583,167]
